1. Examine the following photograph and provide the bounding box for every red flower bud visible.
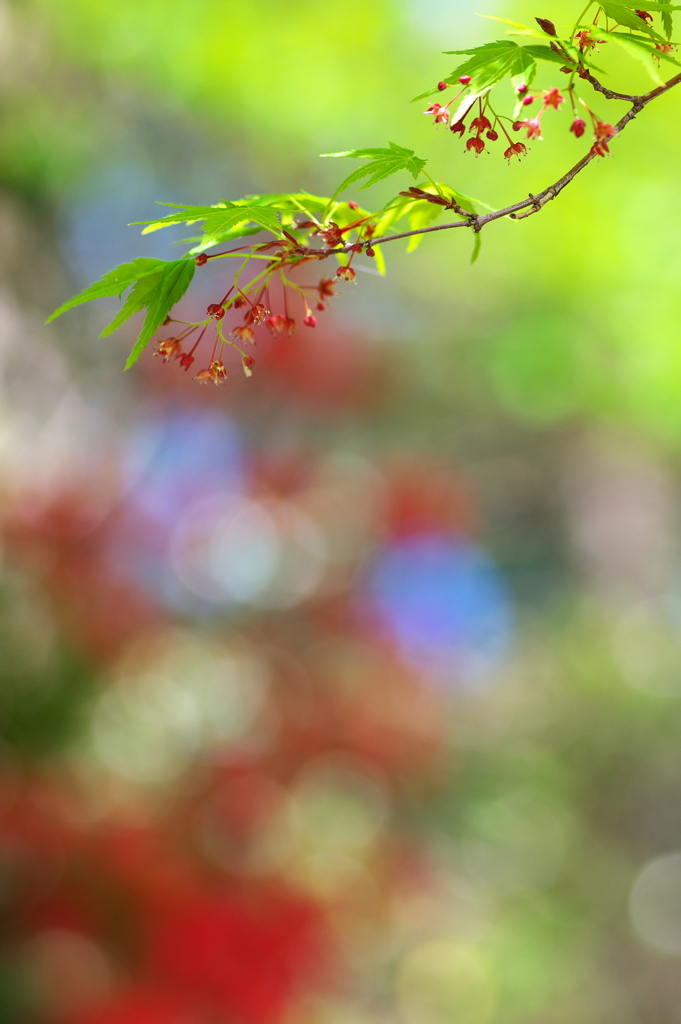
[348,201,359,210]
[517,83,528,94]
[450,120,466,137]
[522,94,535,106]
[569,117,586,138]
[486,129,499,141]
[459,75,472,85]
[304,314,317,327]
[349,243,363,253]
[195,253,208,266]
[317,302,325,311]
[535,17,557,36]
[438,80,448,91]
[366,247,376,257]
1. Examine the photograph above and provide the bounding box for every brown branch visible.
[305,69,681,256]
[576,67,640,103]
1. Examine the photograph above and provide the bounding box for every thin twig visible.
[576,67,640,103]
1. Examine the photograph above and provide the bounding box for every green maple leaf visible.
[599,1,666,36]
[124,259,195,369]
[620,0,680,38]
[321,142,428,204]
[134,201,284,237]
[46,258,166,322]
[99,270,165,337]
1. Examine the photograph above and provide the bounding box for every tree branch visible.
[576,66,640,103]
[307,69,681,255]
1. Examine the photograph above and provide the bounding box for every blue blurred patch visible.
[109,407,245,613]
[361,535,513,686]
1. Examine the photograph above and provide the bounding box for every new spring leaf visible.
[322,142,428,205]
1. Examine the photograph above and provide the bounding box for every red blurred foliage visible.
[147,886,326,1024]
[70,986,194,1024]
[4,491,160,664]
[380,460,479,540]
[258,326,382,410]
[0,412,470,1024]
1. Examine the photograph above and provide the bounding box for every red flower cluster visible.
[153,260,343,387]
[427,83,569,162]
[591,120,617,157]
[195,359,228,385]
[515,87,564,142]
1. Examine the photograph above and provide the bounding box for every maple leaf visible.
[321,142,428,204]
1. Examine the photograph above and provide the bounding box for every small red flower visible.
[437,80,448,91]
[283,317,297,335]
[304,314,317,327]
[231,326,256,344]
[569,117,587,138]
[635,9,653,23]
[424,102,450,125]
[318,278,337,300]
[470,115,492,133]
[195,253,208,266]
[654,42,675,59]
[504,141,527,162]
[595,121,617,140]
[320,222,344,246]
[486,129,499,141]
[178,352,195,371]
[317,302,325,311]
[336,266,357,283]
[575,29,597,52]
[591,120,616,157]
[459,75,472,85]
[195,360,227,385]
[542,87,564,110]
[266,315,287,336]
[155,338,181,361]
[232,295,247,309]
[242,355,255,377]
[466,136,485,155]
[245,303,270,326]
[523,118,542,140]
[207,303,225,320]
[449,120,466,137]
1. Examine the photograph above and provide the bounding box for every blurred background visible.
[2,0,681,1021]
